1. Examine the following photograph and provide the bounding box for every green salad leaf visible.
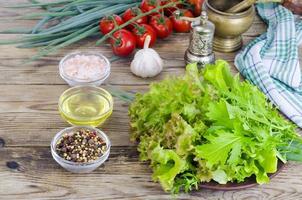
[129,60,302,193]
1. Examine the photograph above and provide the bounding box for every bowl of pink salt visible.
[59,52,110,87]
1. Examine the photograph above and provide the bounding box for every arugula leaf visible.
[195,131,243,168]
[172,173,199,194]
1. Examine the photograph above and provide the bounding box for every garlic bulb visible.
[130,36,163,78]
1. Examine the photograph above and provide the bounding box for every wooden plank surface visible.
[1,1,302,199]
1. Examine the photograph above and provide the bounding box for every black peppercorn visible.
[56,129,107,163]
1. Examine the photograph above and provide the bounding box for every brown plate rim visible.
[199,160,285,191]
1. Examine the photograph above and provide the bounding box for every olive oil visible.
[59,87,113,127]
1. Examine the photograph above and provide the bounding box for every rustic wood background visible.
[1,1,302,199]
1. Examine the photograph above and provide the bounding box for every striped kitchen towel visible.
[235,3,302,127]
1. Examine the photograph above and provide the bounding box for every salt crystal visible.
[62,54,108,81]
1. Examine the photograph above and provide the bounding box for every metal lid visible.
[200,11,208,25]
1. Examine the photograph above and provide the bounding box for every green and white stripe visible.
[235,3,302,127]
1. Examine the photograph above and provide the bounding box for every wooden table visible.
[1,1,302,199]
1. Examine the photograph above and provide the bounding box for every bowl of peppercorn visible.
[51,126,111,173]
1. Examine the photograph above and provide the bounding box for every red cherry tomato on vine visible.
[99,15,124,35]
[122,8,148,30]
[160,0,183,16]
[188,0,204,17]
[149,15,173,39]
[132,24,157,48]
[170,9,194,33]
[140,0,162,14]
[110,29,136,57]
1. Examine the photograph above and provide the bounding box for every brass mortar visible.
[205,0,255,52]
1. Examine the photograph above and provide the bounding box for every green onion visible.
[1,1,140,61]
[1,0,181,61]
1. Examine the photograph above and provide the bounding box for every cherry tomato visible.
[149,15,173,39]
[132,24,157,48]
[110,29,136,57]
[140,0,161,14]
[99,15,124,35]
[188,0,204,17]
[122,8,148,30]
[170,9,194,33]
[160,0,183,16]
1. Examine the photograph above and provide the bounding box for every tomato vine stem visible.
[96,0,182,46]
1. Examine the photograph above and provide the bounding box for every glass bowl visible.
[58,86,113,127]
[51,126,111,173]
[59,52,111,87]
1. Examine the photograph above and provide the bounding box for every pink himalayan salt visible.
[63,54,108,81]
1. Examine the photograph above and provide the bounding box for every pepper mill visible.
[182,11,215,67]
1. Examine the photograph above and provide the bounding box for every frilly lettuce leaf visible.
[203,60,234,91]
[151,145,188,191]
[129,60,301,194]
[162,113,197,154]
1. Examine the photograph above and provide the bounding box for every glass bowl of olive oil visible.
[58,86,113,127]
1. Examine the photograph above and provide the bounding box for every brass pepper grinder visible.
[182,11,215,67]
